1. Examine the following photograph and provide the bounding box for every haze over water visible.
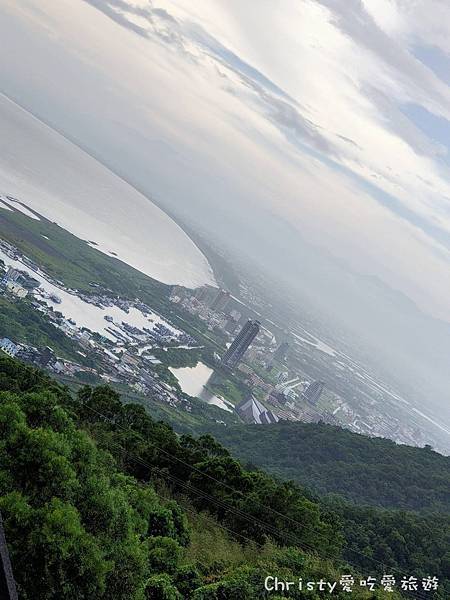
[0,93,215,289]
[0,0,449,443]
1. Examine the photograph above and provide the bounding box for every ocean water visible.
[0,94,215,288]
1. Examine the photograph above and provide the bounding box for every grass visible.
[0,207,229,351]
[0,207,169,301]
[0,296,90,364]
[203,369,252,406]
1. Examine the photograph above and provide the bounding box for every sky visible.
[2,0,449,321]
[0,0,449,425]
[0,94,215,288]
[149,0,450,322]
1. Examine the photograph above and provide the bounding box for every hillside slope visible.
[1,356,406,599]
[210,421,450,512]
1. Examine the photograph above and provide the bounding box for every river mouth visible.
[169,362,235,413]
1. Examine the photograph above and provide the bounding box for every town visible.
[0,236,441,450]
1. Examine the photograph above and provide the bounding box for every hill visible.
[210,421,450,512]
[0,355,411,599]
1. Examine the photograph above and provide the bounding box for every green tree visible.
[146,574,182,599]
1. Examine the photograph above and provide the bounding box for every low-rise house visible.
[6,281,28,298]
[0,338,19,357]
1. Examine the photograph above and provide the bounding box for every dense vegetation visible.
[0,296,89,364]
[0,356,401,599]
[60,375,240,438]
[1,357,449,597]
[210,421,450,512]
[152,347,204,370]
[329,497,450,590]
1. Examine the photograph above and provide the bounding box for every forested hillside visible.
[210,421,450,512]
[0,357,447,598]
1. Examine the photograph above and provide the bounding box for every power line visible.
[36,381,436,599]
[82,406,431,600]
[80,401,436,584]
[98,432,430,600]
[81,401,339,545]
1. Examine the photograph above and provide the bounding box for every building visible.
[1,267,39,291]
[194,286,210,303]
[19,275,40,291]
[273,341,289,363]
[229,309,241,322]
[236,396,279,424]
[17,345,55,368]
[0,338,19,357]
[120,352,141,369]
[302,381,325,405]
[5,281,28,298]
[169,285,186,303]
[2,267,21,283]
[210,289,231,312]
[224,318,239,335]
[36,346,55,368]
[221,319,261,369]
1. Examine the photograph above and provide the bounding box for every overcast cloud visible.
[145,0,450,319]
[1,0,449,321]
[1,0,450,429]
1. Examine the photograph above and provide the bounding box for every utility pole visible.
[0,512,18,600]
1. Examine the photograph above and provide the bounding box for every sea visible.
[0,93,215,289]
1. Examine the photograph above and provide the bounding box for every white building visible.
[6,281,28,298]
[236,396,279,425]
[0,338,19,357]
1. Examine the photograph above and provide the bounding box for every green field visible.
[0,296,92,364]
[0,206,229,351]
[0,206,169,300]
[202,368,251,406]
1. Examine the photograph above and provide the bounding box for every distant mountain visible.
[211,421,450,512]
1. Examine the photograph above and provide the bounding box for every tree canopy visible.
[0,356,446,598]
[210,421,450,512]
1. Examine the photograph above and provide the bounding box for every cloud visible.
[1,0,450,324]
[316,0,450,116]
[363,0,450,56]
[174,0,450,318]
